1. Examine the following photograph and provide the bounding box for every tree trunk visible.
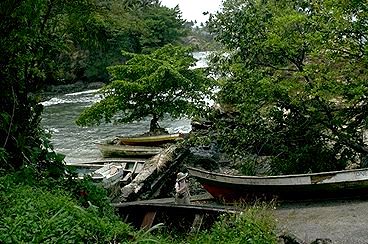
[149,114,159,132]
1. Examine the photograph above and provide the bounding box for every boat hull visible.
[117,133,184,146]
[96,143,162,158]
[187,167,368,201]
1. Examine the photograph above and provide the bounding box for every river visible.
[41,52,209,163]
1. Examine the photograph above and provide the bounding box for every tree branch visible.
[255,62,298,72]
[3,86,16,148]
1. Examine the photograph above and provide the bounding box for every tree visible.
[0,0,96,171]
[79,1,188,82]
[0,0,190,171]
[207,0,368,174]
[77,45,213,133]
[139,5,187,53]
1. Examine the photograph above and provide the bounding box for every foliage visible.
[190,207,277,244]
[0,171,134,243]
[152,204,277,244]
[207,0,368,174]
[126,206,277,244]
[77,44,214,132]
[0,0,188,171]
[0,169,278,243]
[83,1,187,81]
[139,5,187,53]
[5,166,113,216]
[183,22,219,51]
[0,0,97,171]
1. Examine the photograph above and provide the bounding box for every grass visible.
[0,173,134,243]
[0,169,278,243]
[187,203,277,244]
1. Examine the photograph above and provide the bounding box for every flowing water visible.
[41,52,209,163]
[41,90,192,163]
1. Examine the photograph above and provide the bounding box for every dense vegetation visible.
[0,0,93,172]
[207,0,368,174]
[5,0,368,242]
[83,1,187,82]
[184,21,219,51]
[77,45,213,132]
[0,0,278,242]
[0,0,187,172]
[0,169,135,243]
[0,169,277,243]
[188,206,277,244]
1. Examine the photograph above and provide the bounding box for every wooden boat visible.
[96,143,163,158]
[66,158,146,171]
[187,166,368,201]
[67,158,146,186]
[117,133,185,146]
[113,197,239,231]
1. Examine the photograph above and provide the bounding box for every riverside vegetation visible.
[0,168,278,243]
[1,0,367,242]
[0,0,278,242]
[205,0,368,175]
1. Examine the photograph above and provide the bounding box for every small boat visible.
[113,197,239,231]
[96,143,163,158]
[117,133,185,146]
[187,166,368,202]
[67,159,146,186]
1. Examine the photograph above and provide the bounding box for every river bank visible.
[38,81,105,101]
[276,198,368,243]
[41,88,192,163]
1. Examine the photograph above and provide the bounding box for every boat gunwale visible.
[187,166,368,180]
[117,133,183,142]
[96,143,163,151]
[66,158,147,165]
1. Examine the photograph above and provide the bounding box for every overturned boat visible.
[187,166,368,202]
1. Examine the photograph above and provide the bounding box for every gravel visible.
[275,198,368,244]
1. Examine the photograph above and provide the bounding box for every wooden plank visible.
[98,158,147,163]
[113,201,240,214]
[120,162,127,170]
[122,172,132,182]
[190,214,204,233]
[67,162,128,168]
[131,162,138,175]
[94,164,114,176]
[67,158,147,165]
[67,163,106,168]
[103,167,125,187]
[135,162,144,172]
[141,211,157,229]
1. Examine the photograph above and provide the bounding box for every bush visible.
[7,166,115,217]
[189,205,278,244]
[145,203,278,244]
[0,172,134,243]
[0,170,278,243]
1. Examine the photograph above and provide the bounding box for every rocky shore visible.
[38,81,105,101]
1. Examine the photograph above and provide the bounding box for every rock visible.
[278,233,306,244]
[87,82,105,89]
[310,239,332,244]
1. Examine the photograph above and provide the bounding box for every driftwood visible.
[113,145,188,203]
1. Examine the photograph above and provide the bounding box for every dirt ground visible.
[275,198,368,244]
